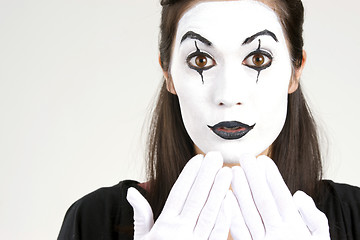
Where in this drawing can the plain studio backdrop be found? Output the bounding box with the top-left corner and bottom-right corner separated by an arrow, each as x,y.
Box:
0,0 -> 359,239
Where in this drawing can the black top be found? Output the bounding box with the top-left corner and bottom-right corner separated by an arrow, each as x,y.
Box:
58,180 -> 360,240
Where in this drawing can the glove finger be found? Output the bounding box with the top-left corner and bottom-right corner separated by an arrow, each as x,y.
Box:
232,166 -> 265,239
239,154 -> 282,228
260,155 -> 301,222
229,191 -> 252,240
163,154 -> 204,215
127,187 -> 154,239
195,167 -> 232,238
208,190 -> 233,240
181,151 -> 223,221
293,191 -> 330,238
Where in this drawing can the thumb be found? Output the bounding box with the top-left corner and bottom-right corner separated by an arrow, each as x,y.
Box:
127,187 -> 154,239
293,190 -> 330,238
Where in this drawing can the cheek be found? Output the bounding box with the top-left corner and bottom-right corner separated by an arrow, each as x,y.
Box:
173,76 -> 214,133
176,89 -> 212,144
251,75 -> 289,146
177,87 -> 211,120
255,67 -> 291,117
257,82 -> 289,108
172,76 -> 204,120
171,60 -> 211,109
173,75 -> 203,106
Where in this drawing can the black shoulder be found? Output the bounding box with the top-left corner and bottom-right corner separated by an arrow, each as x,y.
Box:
58,180 -> 145,240
317,180 -> 360,240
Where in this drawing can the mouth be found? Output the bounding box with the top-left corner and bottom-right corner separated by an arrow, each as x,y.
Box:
208,121 -> 255,140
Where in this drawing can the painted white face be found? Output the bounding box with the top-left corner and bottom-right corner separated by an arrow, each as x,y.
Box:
170,0 -> 293,163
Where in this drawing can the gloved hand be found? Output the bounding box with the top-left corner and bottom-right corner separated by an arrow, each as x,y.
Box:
230,154 -> 330,240
126,152 -> 233,240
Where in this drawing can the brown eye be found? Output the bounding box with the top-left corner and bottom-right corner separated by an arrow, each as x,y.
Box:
252,54 -> 265,66
243,50 -> 272,70
195,56 -> 207,68
187,52 -> 216,71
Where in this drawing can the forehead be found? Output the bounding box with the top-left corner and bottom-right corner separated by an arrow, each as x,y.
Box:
176,0 -> 285,46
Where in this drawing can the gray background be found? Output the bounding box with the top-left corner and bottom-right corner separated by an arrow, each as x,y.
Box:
0,0 -> 359,239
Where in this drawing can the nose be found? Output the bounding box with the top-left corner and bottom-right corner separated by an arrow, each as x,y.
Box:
214,61 -> 254,107
218,99 -> 241,106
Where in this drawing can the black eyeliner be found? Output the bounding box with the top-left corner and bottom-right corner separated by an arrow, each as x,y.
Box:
243,39 -> 273,82
186,41 -> 215,84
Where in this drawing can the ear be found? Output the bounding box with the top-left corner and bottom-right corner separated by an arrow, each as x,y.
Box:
288,50 -> 307,94
159,54 -> 177,95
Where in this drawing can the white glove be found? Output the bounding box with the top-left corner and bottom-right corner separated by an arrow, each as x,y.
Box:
126,152 -> 233,240
230,155 -> 330,240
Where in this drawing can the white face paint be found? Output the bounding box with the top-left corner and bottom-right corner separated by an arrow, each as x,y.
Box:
170,0 -> 293,163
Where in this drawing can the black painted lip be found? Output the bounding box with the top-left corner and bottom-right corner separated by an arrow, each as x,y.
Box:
208,121 -> 255,140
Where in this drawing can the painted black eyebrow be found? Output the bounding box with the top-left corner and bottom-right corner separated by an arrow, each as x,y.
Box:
242,29 -> 278,45
180,31 -> 212,46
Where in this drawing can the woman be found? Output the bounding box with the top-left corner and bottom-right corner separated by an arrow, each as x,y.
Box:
58,0 -> 360,239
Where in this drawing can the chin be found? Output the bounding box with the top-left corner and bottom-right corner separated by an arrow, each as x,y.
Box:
222,153 -> 243,164
220,149 -> 255,164
201,141 -> 270,164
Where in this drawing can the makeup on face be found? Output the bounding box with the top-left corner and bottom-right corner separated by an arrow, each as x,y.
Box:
170,0 -> 292,163
208,121 -> 256,140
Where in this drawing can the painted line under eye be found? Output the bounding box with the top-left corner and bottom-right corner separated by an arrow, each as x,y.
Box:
186,41 -> 216,84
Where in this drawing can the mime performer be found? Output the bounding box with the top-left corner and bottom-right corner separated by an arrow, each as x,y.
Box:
58,0 -> 360,239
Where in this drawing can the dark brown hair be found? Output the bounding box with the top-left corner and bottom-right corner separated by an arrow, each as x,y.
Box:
146,0 -> 322,219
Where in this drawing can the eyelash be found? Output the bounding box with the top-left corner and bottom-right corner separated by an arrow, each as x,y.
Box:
242,49 -> 273,71
186,50 -> 216,71
185,41 -> 273,75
